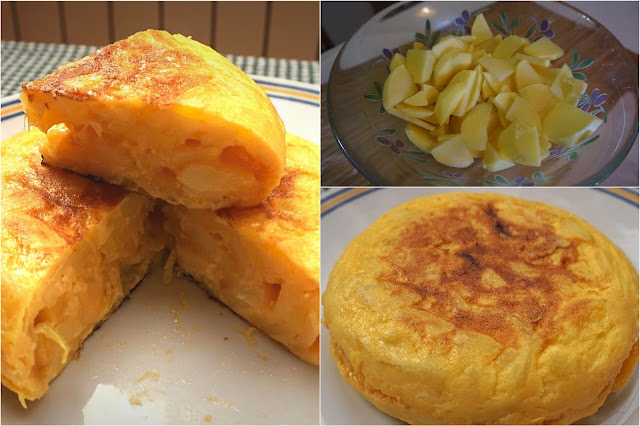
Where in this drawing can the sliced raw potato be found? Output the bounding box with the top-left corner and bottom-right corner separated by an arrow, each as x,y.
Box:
431,123 -> 450,137
395,103 -> 434,119
499,120 -> 541,166
406,49 -> 437,84
403,89 -> 429,106
519,83 -> 556,118
471,13 -> 493,44
539,137 -> 552,160
432,51 -> 473,86
549,64 -> 573,100
483,142 -> 515,172
432,36 -> 466,58
514,53 -> 550,68
492,92 -> 518,113
389,53 -> 406,71
437,134 -> 457,143
543,102 -> 603,147
431,134 -> 474,167
461,102 -> 494,150
506,96 -> 542,132
562,77 -> 588,106
471,49 -> 487,62
476,34 -> 502,54
515,60 -> 543,90
481,79 -> 495,99
387,107 -> 436,131
493,35 -> 528,60
524,37 -> 564,60
382,65 -> 418,110
459,67 -> 483,114
477,57 -> 515,81
413,42 -> 427,50
405,122 -> 439,153
497,108 -> 510,128
539,67 -> 561,85
451,70 -> 480,117
482,71 -> 501,92
434,72 -> 475,125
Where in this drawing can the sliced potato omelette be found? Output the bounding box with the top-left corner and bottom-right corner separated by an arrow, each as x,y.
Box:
323,192 -> 639,424
21,29 -> 285,209
164,134 -> 319,364
1,130 -> 164,406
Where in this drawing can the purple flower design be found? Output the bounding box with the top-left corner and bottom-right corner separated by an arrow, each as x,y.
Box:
453,10 -> 472,35
382,47 -> 401,60
376,137 -> 404,155
579,88 -> 608,112
513,177 -> 536,186
549,145 -> 564,157
443,171 -> 464,178
538,19 -> 555,38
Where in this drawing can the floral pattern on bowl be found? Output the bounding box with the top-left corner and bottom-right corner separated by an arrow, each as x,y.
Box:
362,8 -> 609,186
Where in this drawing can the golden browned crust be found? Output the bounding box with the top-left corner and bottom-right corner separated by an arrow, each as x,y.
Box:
323,192 -> 639,425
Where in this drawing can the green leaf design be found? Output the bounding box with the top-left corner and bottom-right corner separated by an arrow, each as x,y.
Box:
500,10 -> 509,30
379,128 -> 396,135
415,32 -> 427,43
426,20 -> 431,38
364,93 -> 381,100
573,57 -> 595,70
568,151 -> 578,161
422,176 -> 444,182
532,171 -> 544,180
570,51 -> 579,68
379,104 -> 386,114
572,71 -> 586,81
483,179 -> 499,186
430,31 -> 441,47
407,157 -> 428,164
374,81 -> 383,95
403,150 -> 427,156
494,175 -> 509,184
510,18 -> 520,30
492,22 -> 508,36
524,23 -> 536,39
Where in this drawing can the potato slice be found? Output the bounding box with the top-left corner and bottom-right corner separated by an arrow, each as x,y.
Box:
499,120 -> 541,166
433,51 -> 473,86
405,122 -> 438,153
492,92 -> 518,113
514,53 -> 550,68
481,79 -> 495,99
476,34 -> 502,54
493,35 -> 528,60
461,102 -> 494,151
387,107 -> 436,131
539,137 -> 552,160
431,134 -> 474,167
434,71 -> 475,124
549,64 -> 574,100
471,13 -> 493,45
506,96 -> 542,132
432,36 -> 466,58
483,142 -> 515,172
519,83 -> 556,118
382,65 -> 418,110
413,42 -> 427,50
406,49 -> 437,84
524,37 -> 564,60
458,66 -> 483,115
562,78 -> 588,106
395,103 -> 434,119
543,103 -> 603,148
515,60 -> 543,91
477,57 -> 515,82
389,53 -> 406,72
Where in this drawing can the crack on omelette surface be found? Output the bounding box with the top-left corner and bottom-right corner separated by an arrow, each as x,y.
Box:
22,30 -> 210,106
379,201 -> 585,349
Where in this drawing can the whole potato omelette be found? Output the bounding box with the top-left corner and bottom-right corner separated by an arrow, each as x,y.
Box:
323,192 -> 638,425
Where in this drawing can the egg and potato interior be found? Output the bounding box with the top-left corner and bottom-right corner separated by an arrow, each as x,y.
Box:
382,13 -> 603,170
1,130 -> 164,405
20,29 -> 286,210
1,129 -> 319,406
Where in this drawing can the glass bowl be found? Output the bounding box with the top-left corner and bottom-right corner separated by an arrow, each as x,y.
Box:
326,1 -> 639,186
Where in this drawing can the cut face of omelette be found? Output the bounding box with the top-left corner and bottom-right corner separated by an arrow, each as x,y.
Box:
164,134 -> 320,364
1,130 -> 164,405
20,29 -> 285,209
323,193 -> 639,425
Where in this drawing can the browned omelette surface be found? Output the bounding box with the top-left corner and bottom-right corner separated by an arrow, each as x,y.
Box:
323,192 -> 639,425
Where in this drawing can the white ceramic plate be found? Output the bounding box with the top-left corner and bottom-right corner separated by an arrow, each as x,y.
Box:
321,187 -> 639,425
1,76 -> 320,425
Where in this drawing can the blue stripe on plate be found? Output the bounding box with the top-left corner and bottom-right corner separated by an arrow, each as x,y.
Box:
594,188 -> 639,208
321,188 -> 355,203
267,94 -> 319,107
322,188 -> 638,218
1,111 -> 24,121
321,189 -> 382,217
254,78 -> 320,95
1,98 -> 21,108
